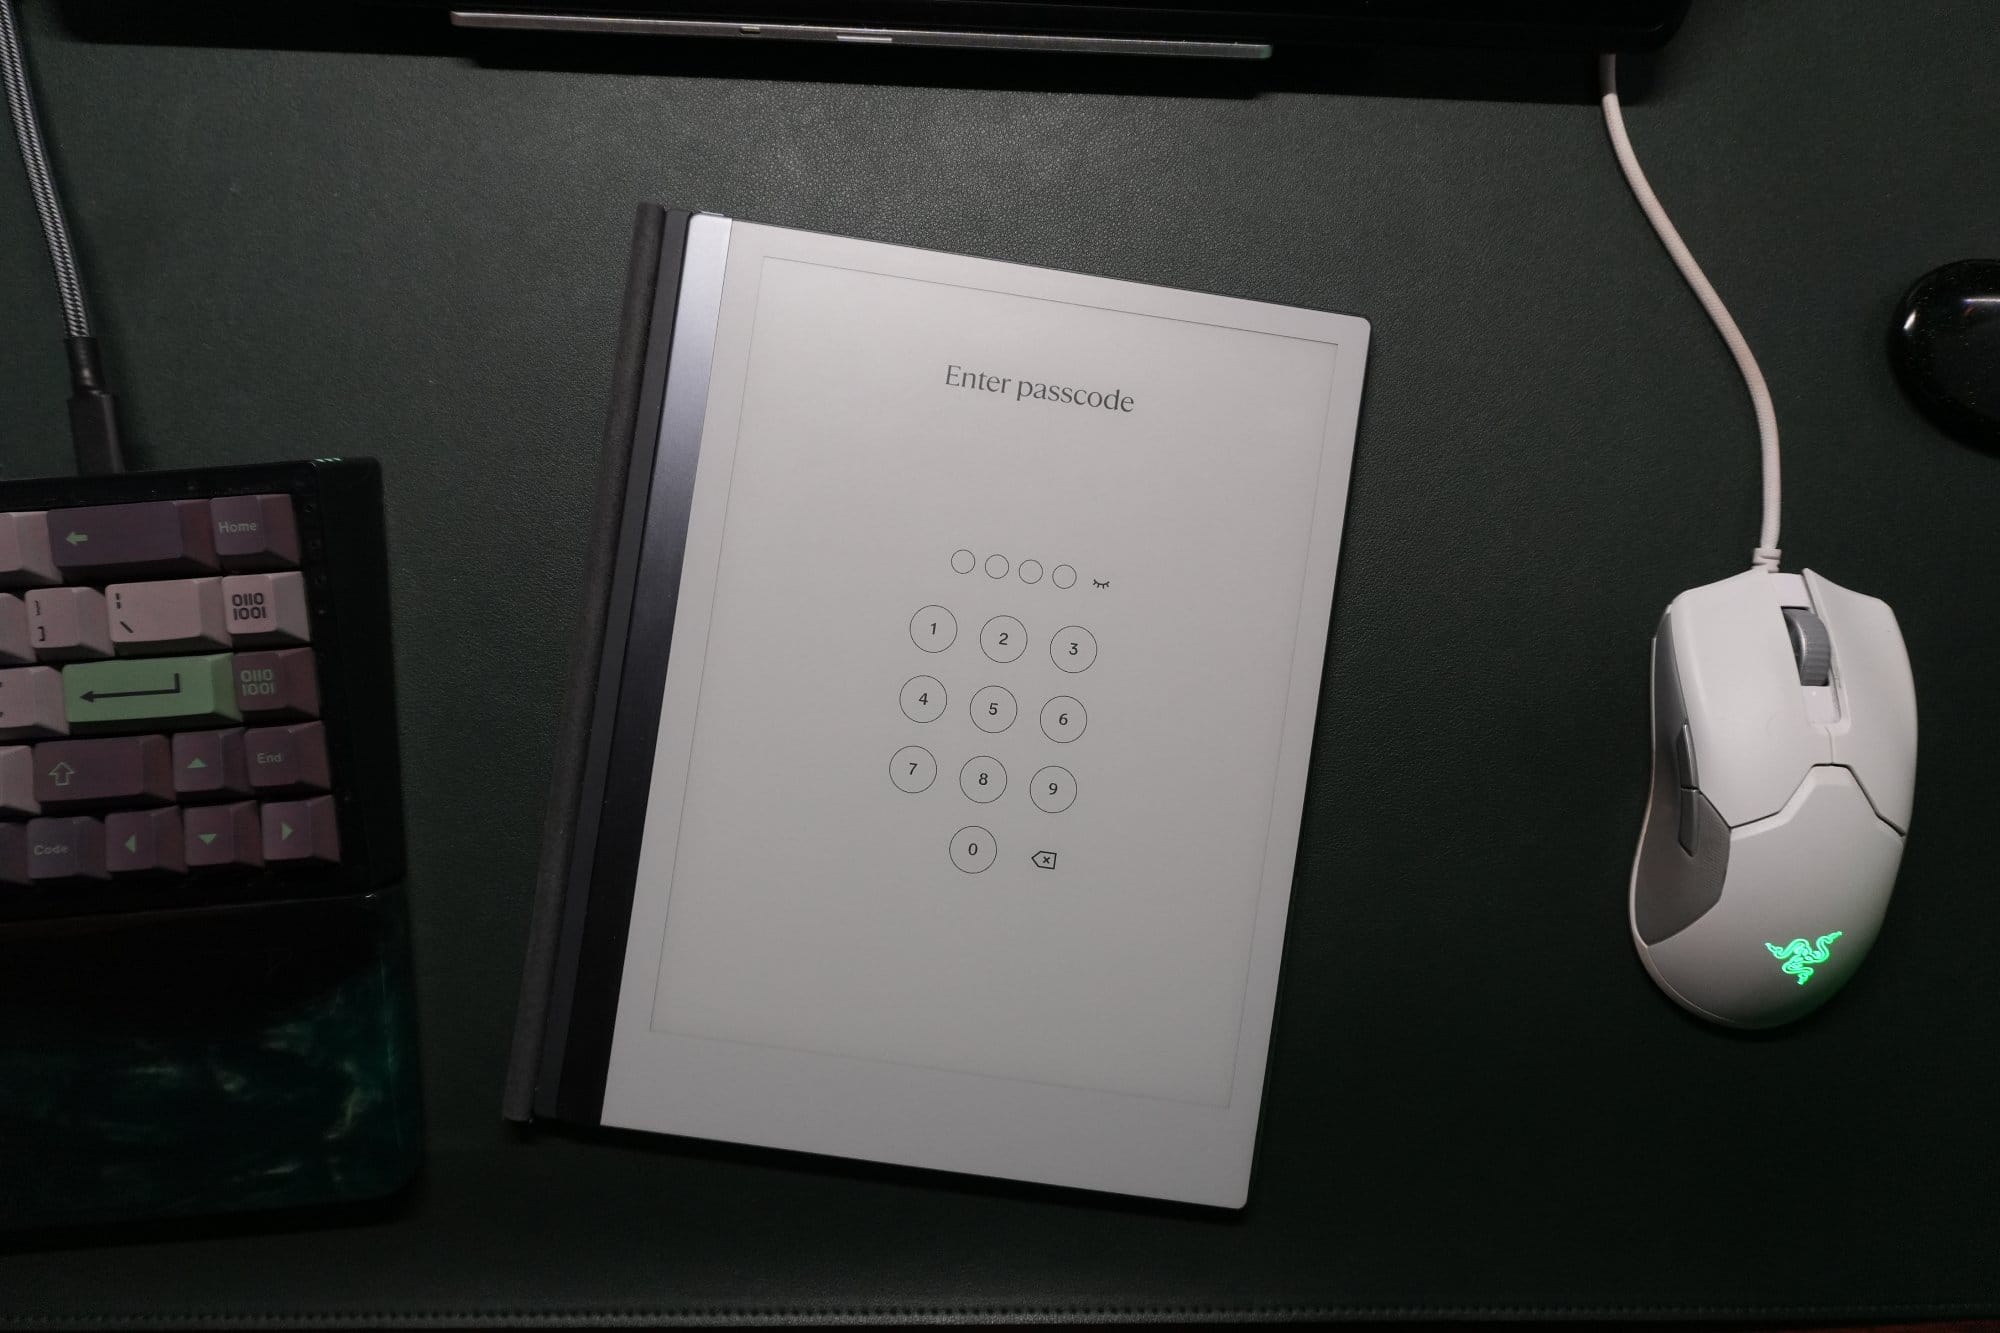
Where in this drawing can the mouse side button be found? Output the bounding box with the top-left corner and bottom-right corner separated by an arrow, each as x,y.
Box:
1635,784 -> 1730,944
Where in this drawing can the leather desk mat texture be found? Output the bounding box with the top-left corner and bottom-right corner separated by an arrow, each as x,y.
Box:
1,0 -> 1996,1323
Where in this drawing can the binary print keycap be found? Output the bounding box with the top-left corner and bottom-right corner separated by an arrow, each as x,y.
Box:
0,461 -> 404,914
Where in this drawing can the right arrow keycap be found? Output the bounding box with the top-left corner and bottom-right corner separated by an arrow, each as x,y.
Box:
262,796 -> 339,864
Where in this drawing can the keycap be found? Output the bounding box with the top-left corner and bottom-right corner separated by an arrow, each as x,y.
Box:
0,745 -> 39,815
26,815 -> 107,881
0,595 -> 30,665
26,587 -> 112,661
64,654 -> 240,732
184,801 -> 262,868
0,666 -> 68,740
106,578 -> 229,655
0,823 -> 27,884
105,807 -> 187,876
222,571 -> 310,645
0,512 -> 57,588
245,722 -> 331,793
210,494 -> 300,570
263,795 -> 339,864
32,736 -> 175,811
49,500 -> 219,580
233,648 -> 320,719
173,727 -> 250,798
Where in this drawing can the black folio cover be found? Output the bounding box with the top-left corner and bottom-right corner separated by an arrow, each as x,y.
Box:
505,204 -> 681,1124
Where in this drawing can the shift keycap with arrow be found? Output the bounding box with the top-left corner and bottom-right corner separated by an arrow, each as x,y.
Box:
32,736 -> 174,810
63,654 -> 239,731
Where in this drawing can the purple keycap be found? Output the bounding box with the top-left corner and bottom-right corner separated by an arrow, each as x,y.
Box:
0,510 -> 57,588
173,727 -> 250,798
0,745 -> 37,816
26,815 -> 107,881
0,594 -> 30,666
0,666 -> 68,741
32,735 -> 175,810
233,648 -> 319,719
184,801 -> 263,868
262,796 -> 339,864
244,722 -> 331,793
0,512 -> 57,589
211,494 -> 300,570
49,500 -> 218,580
0,823 -> 26,885
106,807 -> 187,875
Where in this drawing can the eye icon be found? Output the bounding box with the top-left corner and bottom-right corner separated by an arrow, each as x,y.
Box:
1091,579 -> 1109,589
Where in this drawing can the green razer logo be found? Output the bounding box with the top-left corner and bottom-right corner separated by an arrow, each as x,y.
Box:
1765,932 -> 1844,986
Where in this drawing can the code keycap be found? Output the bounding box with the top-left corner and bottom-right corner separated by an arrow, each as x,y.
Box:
26,815 -> 107,881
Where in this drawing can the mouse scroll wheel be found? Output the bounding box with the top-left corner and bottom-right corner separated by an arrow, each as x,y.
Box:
1784,608 -> 1833,686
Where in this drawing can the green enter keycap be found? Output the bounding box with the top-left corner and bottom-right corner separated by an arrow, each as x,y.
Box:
63,654 -> 241,732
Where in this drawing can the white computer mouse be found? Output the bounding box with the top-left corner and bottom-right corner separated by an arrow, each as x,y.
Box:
1630,568 -> 1917,1028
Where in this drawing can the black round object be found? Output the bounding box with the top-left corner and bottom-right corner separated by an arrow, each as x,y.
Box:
1890,258 -> 2000,449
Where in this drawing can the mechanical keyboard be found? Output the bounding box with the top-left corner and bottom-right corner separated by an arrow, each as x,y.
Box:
0,459 -> 404,920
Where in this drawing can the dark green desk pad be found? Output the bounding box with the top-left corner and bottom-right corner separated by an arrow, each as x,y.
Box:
3,0 -> 1997,1323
